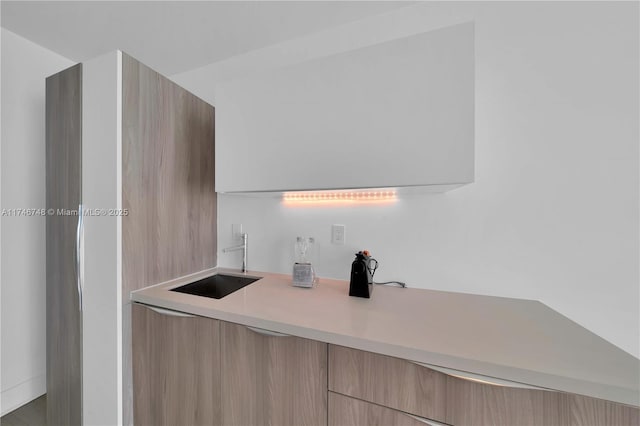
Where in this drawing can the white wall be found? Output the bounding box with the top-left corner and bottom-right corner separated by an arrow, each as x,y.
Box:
173,1 -> 640,358
0,28 -> 74,415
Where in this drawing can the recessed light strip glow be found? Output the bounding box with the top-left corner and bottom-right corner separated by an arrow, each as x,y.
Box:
282,189 -> 397,206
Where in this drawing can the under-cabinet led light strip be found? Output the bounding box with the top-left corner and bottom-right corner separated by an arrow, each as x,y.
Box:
282,189 -> 397,206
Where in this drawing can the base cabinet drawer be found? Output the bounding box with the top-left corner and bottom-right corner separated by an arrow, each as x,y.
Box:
329,344 -> 558,425
329,345 -> 447,422
560,394 -> 640,426
329,392 -> 447,426
132,304 -> 221,426
329,345 -> 639,426
445,373 -> 561,425
221,321 -> 327,426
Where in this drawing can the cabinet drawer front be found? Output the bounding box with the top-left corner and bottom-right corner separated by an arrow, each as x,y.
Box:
132,303 -> 221,426
560,393 -> 640,426
446,374 -> 561,426
329,392 -> 447,426
221,321 -> 327,426
329,345 -> 447,422
329,345 -> 562,426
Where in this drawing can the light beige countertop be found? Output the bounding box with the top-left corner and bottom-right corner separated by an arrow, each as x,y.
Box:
131,268 -> 639,407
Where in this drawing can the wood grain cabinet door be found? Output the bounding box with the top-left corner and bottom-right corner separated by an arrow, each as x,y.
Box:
329,345 -> 563,426
122,52 -> 216,299
444,373 -> 561,426
329,392 -> 447,426
132,303 -> 221,426
46,63 -> 83,426
220,321 -> 328,426
329,345 -> 640,426
329,345 -> 448,423
559,393 -> 640,426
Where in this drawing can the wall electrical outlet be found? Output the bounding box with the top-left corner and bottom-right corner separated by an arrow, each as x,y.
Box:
332,224 -> 346,245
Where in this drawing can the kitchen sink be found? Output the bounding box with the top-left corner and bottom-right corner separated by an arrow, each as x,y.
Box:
170,274 -> 261,299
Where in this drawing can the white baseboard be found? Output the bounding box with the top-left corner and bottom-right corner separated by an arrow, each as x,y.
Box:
0,374 -> 46,416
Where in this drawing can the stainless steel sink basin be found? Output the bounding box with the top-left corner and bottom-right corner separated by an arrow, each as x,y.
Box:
170,274 -> 261,299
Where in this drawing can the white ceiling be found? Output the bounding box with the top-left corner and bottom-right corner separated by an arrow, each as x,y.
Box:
1,1 -> 411,75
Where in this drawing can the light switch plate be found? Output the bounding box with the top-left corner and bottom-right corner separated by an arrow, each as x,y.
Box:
332,224 -> 345,245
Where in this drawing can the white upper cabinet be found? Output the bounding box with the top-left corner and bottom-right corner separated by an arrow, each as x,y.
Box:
216,23 -> 474,193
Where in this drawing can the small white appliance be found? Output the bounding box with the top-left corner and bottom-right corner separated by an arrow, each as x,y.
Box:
292,237 -> 316,288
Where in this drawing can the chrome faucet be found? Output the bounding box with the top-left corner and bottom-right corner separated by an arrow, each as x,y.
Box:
223,233 -> 248,273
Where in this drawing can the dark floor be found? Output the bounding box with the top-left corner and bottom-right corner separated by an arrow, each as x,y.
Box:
1,395 -> 46,426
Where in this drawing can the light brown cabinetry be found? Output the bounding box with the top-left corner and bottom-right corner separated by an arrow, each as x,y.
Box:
329,392 -> 446,426
122,53 -> 216,299
47,51 -> 216,425
121,52 -> 216,425
46,62 -> 83,426
131,307 -> 637,426
560,394 -> 640,426
329,344 -> 448,422
329,345 -> 639,426
445,370 -> 560,426
132,303 -> 222,426
220,321 -> 328,426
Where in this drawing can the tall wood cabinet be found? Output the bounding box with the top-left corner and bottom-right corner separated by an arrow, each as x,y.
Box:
46,51 -> 215,426
46,62 -> 83,426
